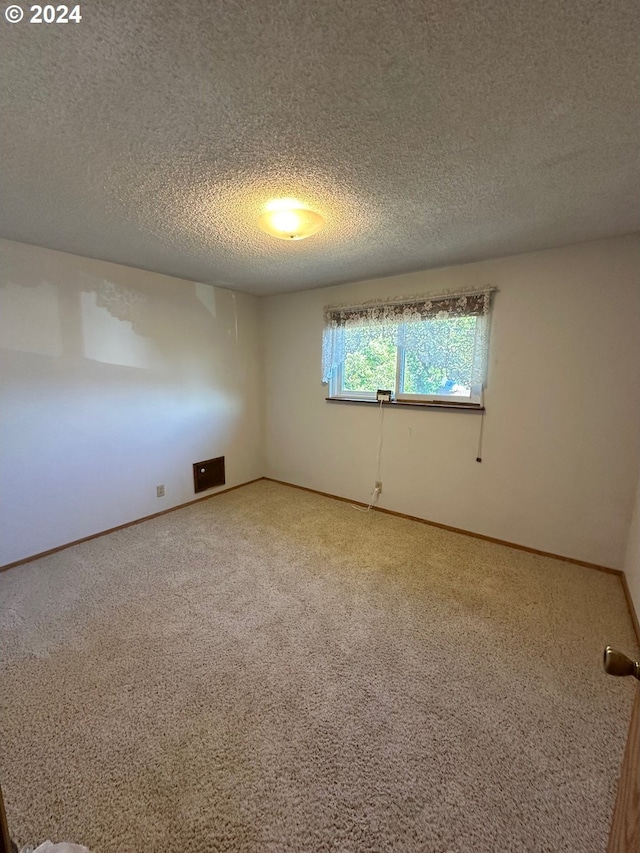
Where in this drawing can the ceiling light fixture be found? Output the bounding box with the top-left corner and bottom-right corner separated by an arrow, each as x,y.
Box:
258,200 -> 324,241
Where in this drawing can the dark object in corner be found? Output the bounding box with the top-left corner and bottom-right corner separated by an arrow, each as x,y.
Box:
0,782 -> 17,853
193,456 -> 225,493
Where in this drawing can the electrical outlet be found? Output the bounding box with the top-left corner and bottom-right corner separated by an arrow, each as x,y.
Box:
156,485 -> 165,498
375,481 -> 382,492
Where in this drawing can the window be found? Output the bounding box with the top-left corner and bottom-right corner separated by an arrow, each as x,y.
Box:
322,290 -> 493,405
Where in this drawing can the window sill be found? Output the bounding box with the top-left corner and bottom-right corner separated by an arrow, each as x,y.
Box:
326,397 -> 485,412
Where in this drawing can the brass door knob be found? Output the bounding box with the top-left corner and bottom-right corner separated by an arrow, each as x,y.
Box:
603,646 -> 640,680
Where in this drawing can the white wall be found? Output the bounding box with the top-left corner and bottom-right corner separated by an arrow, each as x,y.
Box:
0,239 -> 264,565
3,235 -> 638,573
263,234 -> 640,569
624,470 -> 640,627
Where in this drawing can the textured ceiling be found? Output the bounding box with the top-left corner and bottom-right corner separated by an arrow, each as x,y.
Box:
1,0 -> 638,295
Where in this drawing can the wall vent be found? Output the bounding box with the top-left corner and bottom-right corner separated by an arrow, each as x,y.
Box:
193,456 -> 225,493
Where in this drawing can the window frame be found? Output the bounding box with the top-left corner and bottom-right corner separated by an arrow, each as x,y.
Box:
328,321 -> 484,406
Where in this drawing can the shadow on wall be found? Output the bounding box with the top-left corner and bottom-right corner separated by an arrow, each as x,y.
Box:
0,241 -> 259,565
0,241 -> 244,383
0,241 -> 251,485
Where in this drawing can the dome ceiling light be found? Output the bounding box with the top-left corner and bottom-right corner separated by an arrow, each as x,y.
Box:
258,199 -> 325,241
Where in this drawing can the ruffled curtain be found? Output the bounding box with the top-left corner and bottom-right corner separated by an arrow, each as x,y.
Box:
321,289 -> 494,386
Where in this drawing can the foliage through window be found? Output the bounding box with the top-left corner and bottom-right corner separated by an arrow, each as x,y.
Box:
322,290 -> 493,404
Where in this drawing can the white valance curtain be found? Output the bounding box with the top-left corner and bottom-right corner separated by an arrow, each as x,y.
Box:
321,288 -> 494,385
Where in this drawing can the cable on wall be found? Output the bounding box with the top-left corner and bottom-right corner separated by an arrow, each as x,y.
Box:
476,409 -> 485,462
352,400 -> 385,513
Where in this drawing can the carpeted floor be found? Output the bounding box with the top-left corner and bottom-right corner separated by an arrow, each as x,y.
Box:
0,480 -> 637,853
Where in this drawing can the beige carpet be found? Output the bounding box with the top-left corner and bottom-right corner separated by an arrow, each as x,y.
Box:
0,480 -> 637,853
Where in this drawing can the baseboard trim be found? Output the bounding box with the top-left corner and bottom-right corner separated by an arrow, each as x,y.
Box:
620,573 -> 640,649
262,477 -> 622,575
0,478 -> 263,572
